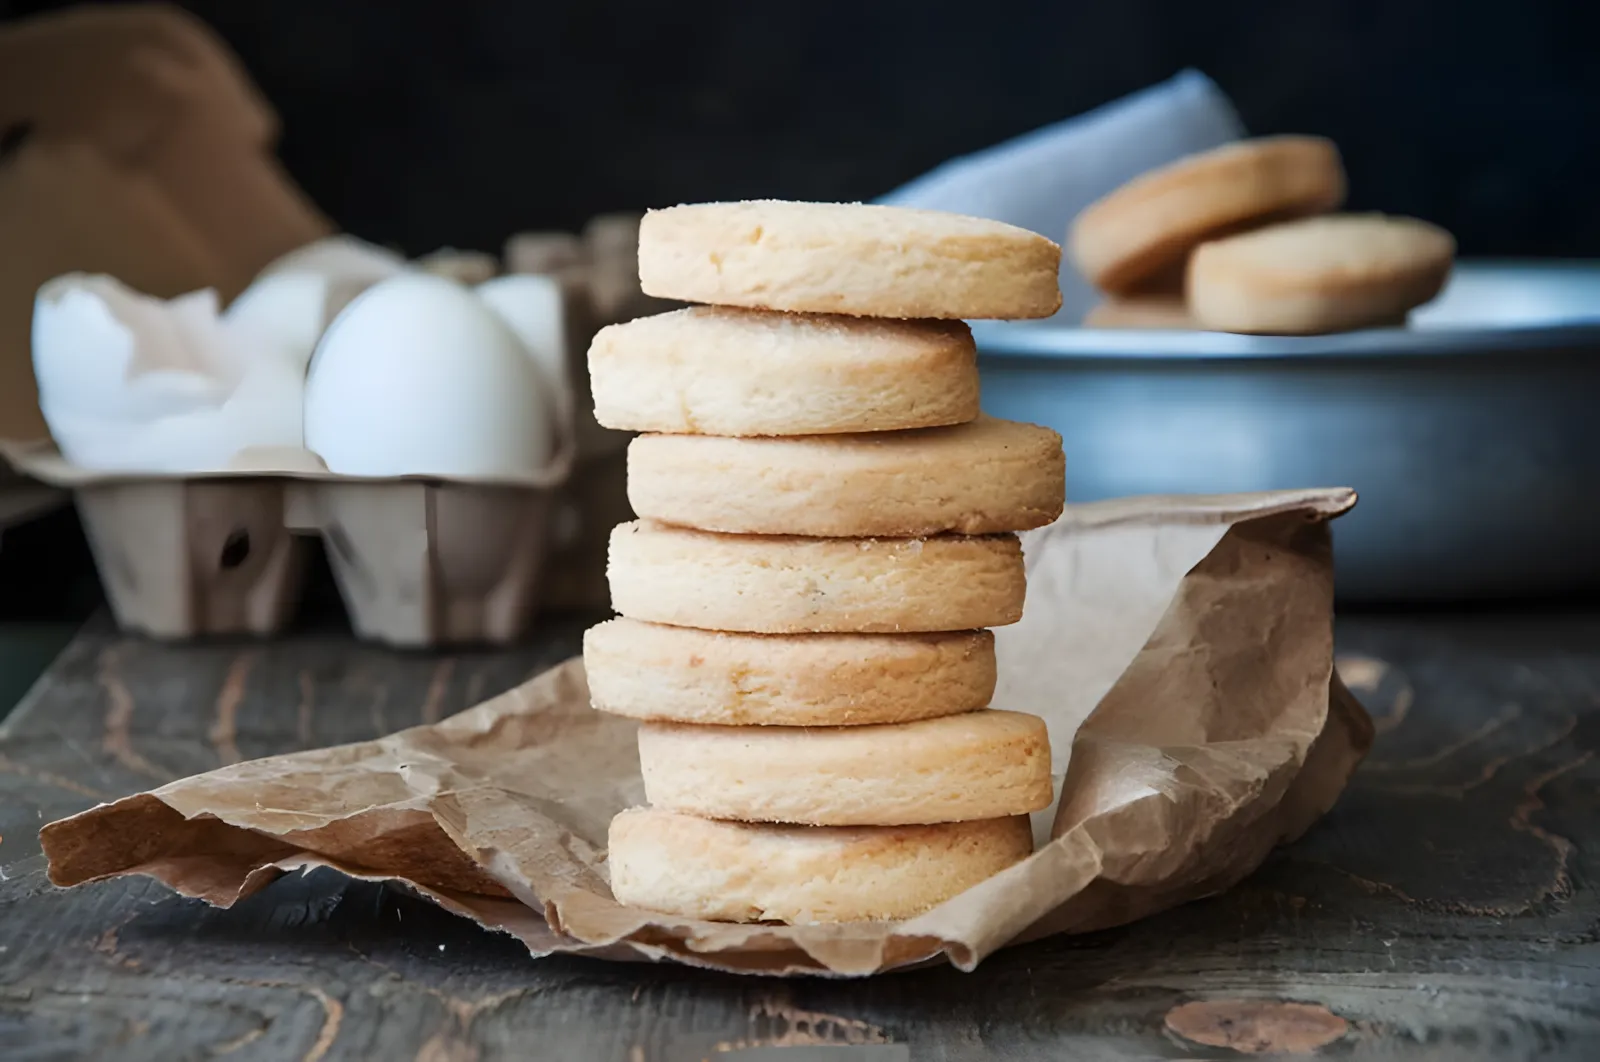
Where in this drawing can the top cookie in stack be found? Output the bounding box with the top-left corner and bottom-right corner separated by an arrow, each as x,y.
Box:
583,201 -> 1067,925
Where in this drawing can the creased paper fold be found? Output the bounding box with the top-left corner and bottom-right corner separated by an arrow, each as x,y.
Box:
41,488 -> 1370,976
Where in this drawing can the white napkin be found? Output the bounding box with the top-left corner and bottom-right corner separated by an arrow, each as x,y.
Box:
877,70 -> 1245,323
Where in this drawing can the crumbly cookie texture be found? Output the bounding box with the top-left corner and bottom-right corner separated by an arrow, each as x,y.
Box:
638,200 -> 1062,320
637,709 -> 1052,826
584,618 -> 996,726
1187,213 -> 1455,334
588,306 -> 979,436
606,520 -> 1026,634
607,808 -> 1035,923
626,416 -> 1064,537
1070,136 -> 1347,294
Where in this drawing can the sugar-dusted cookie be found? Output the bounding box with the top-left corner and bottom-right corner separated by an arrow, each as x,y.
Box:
626,416 -> 1064,537
607,521 -> 1025,634
638,201 -> 1062,319
637,709 -> 1051,826
588,306 -> 979,435
1187,213 -> 1455,334
584,618 -> 995,726
607,808 -> 1033,923
1070,136 -> 1346,294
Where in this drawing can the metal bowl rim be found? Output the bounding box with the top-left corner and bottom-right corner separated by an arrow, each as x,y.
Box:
978,258 -> 1600,362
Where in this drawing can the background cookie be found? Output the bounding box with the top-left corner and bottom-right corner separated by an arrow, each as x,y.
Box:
626,416 -> 1064,536
1187,213 -> 1455,334
638,710 -> 1052,825
1070,136 -> 1346,294
607,808 -> 1034,923
588,306 -> 979,435
607,521 -> 1026,633
1082,295 -> 1197,330
584,619 -> 996,726
638,200 -> 1062,319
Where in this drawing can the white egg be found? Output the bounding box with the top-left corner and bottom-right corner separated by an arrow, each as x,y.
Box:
228,235 -> 411,368
223,271 -> 341,369
304,273 -> 554,478
262,235 -> 408,286
474,274 -> 569,394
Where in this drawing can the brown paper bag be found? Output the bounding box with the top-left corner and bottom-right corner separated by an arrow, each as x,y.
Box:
40,488 -> 1370,976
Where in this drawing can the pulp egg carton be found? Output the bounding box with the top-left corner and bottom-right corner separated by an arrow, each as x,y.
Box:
0,223 -> 650,646
0,449 -> 567,646
0,466 -> 66,554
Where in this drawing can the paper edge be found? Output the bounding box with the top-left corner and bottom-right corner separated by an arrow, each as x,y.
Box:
34,490 -> 1364,977
1057,488 -> 1357,529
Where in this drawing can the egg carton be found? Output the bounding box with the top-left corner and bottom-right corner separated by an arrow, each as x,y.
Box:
0,450 -> 562,647
4,255 -> 588,646
1,213 -> 644,642
0,470 -> 67,552
0,11 -> 642,636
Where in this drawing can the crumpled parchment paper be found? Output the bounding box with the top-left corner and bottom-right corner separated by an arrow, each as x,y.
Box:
41,487 -> 1370,976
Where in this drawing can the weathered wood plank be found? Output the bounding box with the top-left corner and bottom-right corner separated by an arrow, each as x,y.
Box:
1,613 -> 1597,1060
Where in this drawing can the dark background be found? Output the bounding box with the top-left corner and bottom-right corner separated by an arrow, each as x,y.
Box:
7,0 -> 1600,258
3,0 -> 1598,624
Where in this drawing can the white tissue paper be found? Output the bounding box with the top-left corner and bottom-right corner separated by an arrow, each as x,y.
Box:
33,275 -> 308,473
876,69 -> 1244,323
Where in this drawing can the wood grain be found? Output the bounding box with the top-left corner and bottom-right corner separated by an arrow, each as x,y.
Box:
1,612 -> 1598,1060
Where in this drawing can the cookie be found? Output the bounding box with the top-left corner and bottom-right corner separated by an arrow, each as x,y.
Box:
1187,214 -> 1455,334
588,306 -> 979,436
1082,295 -> 1197,330
637,201 -> 1062,319
608,521 -> 1025,633
626,416 -> 1064,537
607,808 -> 1033,923
584,618 -> 995,726
637,709 -> 1052,826
1070,136 -> 1346,294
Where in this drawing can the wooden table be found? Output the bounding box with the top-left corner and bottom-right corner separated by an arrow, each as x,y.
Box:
1,612 -> 1597,1061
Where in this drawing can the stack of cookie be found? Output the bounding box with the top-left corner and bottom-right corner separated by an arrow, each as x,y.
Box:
582,200 -> 1067,925
1071,135 -> 1455,335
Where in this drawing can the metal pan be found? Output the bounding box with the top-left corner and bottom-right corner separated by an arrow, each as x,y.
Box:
974,261 -> 1600,602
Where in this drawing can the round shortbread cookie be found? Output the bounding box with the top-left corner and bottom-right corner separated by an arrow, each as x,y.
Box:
637,201 -> 1063,320
607,808 -> 1033,923
637,710 -> 1052,826
626,416 -> 1065,537
607,520 -> 1025,633
584,618 -> 995,726
1070,136 -> 1346,295
1082,295 -> 1197,330
1187,214 -> 1455,335
587,306 -> 979,436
